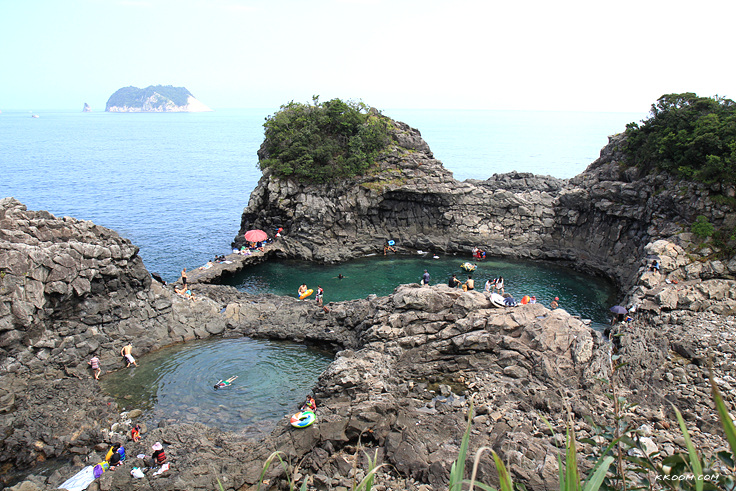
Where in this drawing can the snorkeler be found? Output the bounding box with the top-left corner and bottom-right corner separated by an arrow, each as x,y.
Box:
214,376 -> 238,389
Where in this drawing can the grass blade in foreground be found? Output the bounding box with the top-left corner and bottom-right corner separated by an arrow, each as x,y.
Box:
673,406 -> 704,491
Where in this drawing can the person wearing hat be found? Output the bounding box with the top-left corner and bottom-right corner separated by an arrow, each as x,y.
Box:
151,442 -> 166,466
550,297 -> 559,309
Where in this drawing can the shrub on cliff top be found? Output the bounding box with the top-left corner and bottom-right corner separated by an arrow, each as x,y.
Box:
623,93 -> 736,184
258,97 -> 391,183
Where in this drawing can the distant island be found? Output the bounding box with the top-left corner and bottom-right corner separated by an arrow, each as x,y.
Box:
105,85 -> 212,112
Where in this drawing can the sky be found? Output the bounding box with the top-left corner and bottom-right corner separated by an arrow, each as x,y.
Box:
1,0 -> 735,113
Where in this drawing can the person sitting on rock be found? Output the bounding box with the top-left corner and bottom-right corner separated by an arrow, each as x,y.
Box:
131,424 -> 141,442
106,443 -> 124,470
300,394 -> 316,412
464,276 -> 475,291
448,274 -> 461,288
150,442 -> 166,466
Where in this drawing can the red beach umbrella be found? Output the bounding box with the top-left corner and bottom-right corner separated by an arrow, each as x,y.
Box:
244,229 -> 268,242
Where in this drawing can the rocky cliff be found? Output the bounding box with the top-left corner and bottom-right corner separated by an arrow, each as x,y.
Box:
105,85 -> 212,113
3,194 -> 736,490
4,115 -> 736,489
236,126 -> 736,292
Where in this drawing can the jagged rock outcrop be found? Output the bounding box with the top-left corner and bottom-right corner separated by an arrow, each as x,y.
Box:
0,198 -> 228,480
236,129 -> 736,291
82,103 -> 91,112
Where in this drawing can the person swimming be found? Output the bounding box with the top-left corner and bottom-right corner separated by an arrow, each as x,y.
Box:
214,376 -> 238,389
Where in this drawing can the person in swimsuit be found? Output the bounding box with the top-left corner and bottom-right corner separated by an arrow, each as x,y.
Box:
181,268 -> 187,288
464,276 -> 475,290
297,284 -> 308,299
120,343 -> 138,367
214,376 -> 238,389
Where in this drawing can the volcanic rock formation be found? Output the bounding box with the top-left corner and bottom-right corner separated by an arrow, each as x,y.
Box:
3,116 -> 736,489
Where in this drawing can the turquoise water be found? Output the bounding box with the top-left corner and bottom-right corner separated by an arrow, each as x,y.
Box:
0,108 -> 644,281
222,254 -> 618,328
100,337 -> 333,434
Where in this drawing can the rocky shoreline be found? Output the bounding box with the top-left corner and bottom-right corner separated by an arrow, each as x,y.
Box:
2,118 -> 736,490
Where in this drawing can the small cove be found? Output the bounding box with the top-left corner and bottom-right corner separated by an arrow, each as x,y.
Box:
101,338 -> 334,435
102,255 -> 617,434
222,254 -> 619,329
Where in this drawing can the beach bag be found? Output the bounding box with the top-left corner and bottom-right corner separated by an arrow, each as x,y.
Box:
131,467 -> 145,479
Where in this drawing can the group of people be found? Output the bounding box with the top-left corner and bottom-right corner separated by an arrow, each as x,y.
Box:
175,268 -> 196,300
297,284 -> 324,306
448,274 -> 475,291
472,246 -> 487,260
88,342 -> 139,380
484,277 -> 504,294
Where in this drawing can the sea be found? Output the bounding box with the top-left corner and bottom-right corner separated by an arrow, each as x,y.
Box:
0,107 -> 646,283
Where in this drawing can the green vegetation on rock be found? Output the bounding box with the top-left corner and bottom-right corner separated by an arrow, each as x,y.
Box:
258,97 -> 391,183
105,85 -> 193,110
624,93 -> 736,184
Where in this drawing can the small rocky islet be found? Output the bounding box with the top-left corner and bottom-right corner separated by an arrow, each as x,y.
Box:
1,109 -> 735,490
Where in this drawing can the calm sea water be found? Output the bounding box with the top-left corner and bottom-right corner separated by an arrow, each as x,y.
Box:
0,108 -> 644,282
223,255 -> 617,328
101,337 -> 333,433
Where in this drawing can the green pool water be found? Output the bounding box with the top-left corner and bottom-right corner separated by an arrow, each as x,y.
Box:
223,254 -> 619,329
101,338 -> 333,434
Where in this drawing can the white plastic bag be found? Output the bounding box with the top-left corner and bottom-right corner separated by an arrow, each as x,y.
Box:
131,467 -> 145,479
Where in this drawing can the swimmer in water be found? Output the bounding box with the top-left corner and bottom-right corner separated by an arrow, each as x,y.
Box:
214,376 -> 238,389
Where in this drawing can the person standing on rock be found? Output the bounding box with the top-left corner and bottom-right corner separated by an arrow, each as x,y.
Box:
494,276 -> 504,294
181,268 -> 188,289
315,285 -> 324,306
120,343 -> 138,368
422,270 -> 430,286
88,355 -> 101,380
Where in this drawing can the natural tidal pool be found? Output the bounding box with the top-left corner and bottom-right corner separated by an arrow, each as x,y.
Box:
223,255 -> 619,329
101,338 -> 334,434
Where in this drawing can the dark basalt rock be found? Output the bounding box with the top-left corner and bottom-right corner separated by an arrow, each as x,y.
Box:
235,127 -> 736,291
3,121 -> 736,490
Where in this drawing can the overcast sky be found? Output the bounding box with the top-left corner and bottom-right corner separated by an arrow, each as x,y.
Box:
2,0 -> 734,112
